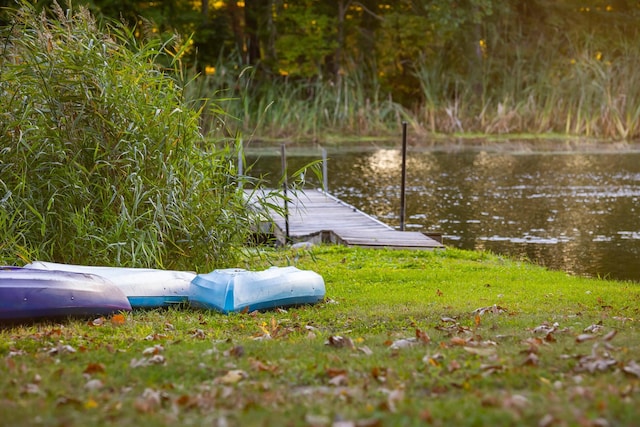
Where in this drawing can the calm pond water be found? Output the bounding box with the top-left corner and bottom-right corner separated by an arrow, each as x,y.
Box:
246,142 -> 640,283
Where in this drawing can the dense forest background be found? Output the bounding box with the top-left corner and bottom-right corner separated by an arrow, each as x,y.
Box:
3,1 -> 640,140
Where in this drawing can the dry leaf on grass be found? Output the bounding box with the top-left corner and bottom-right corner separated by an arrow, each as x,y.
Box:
325,335 -> 355,349
576,334 -> 597,343
622,360 -> 640,378
472,304 -> 507,315
110,313 -> 126,325
216,369 -> 248,384
464,346 -> 497,357
142,344 -> 164,356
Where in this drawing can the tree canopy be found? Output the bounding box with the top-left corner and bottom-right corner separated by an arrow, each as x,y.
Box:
3,1 -> 640,138
3,1 -> 638,92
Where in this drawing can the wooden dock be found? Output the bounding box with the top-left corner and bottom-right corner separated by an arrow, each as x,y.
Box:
248,189 -> 444,250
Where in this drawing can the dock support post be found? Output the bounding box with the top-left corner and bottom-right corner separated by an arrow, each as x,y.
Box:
237,138 -> 243,189
400,121 -> 408,231
322,147 -> 328,193
281,144 -> 290,242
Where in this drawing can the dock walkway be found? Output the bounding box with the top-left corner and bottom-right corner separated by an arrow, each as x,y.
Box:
248,189 -> 444,250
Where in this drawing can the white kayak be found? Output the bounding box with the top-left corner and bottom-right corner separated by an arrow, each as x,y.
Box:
24,261 -> 194,308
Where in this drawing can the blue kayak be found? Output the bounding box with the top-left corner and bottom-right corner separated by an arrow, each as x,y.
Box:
0,267 -> 131,321
24,261 -> 194,308
189,266 -> 325,313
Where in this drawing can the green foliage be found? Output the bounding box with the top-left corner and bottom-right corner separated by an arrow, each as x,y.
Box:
273,0 -> 338,78
0,2 -> 256,269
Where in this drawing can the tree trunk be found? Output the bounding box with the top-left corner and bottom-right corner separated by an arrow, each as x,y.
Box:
244,0 -> 263,65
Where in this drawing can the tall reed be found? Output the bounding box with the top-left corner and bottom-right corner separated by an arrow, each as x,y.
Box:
188,23 -> 640,142
0,2 -> 264,270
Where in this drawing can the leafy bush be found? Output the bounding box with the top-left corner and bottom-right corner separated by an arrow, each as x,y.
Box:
0,1 -> 257,270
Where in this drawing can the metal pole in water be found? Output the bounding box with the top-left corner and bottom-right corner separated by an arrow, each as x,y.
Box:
237,138 -> 243,189
400,121 -> 408,231
322,147 -> 328,193
281,144 -> 290,242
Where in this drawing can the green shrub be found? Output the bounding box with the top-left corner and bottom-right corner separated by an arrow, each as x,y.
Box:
0,1 -> 257,270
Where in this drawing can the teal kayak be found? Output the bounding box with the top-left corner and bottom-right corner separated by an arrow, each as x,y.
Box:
189,266 -> 325,313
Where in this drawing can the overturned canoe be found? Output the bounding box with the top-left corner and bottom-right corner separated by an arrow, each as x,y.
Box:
25,261 -> 194,308
190,266 -> 325,313
0,267 -> 131,321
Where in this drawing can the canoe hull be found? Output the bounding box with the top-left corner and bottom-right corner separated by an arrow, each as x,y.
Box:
0,267 -> 131,321
25,261 -> 194,308
189,266 -> 325,314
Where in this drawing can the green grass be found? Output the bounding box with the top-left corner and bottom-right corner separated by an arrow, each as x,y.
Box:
2,245 -> 639,426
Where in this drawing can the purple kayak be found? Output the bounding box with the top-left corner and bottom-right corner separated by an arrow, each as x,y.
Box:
0,267 -> 132,321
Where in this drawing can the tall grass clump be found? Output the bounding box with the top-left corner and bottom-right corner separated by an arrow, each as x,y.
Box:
0,1 -> 258,270
192,59 -> 407,142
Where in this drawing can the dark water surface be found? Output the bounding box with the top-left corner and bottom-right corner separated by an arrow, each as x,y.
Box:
246,143 -> 640,283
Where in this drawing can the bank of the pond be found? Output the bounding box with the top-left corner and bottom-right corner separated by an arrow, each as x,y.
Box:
1,245 -> 638,427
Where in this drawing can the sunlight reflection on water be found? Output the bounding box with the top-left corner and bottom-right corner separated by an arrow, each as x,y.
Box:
247,144 -> 640,282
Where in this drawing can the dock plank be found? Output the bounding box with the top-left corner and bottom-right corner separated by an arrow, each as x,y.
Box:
248,189 -> 444,250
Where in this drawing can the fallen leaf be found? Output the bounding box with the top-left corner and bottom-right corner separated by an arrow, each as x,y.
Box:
83,363 -> 105,375
448,360 -> 461,372
48,344 -> 76,355
574,344 -> 617,373
130,354 -> 166,368
389,338 -> 416,350
250,358 -> 278,373
502,393 -> 529,412
480,364 -> 505,376
216,369 -> 247,384
472,304 -> 507,315
91,317 -> 105,326
450,336 -> 469,346
464,346 -> 497,357
523,352 -> 539,366
358,345 -> 373,356
84,379 -> 103,391
326,367 -> 348,378
134,388 -> 163,413
371,366 -> 388,383
415,328 -> 431,344
576,334 -> 596,343
532,322 -> 559,334
191,329 -> 206,339
111,313 -> 126,325
385,388 -> 405,413
423,353 -> 444,367
147,355 -> 166,365
622,360 -> 640,378
142,344 -> 164,356
144,333 -> 167,341
328,374 -> 348,386
325,335 -> 355,349
84,398 -> 99,409
583,323 -> 604,333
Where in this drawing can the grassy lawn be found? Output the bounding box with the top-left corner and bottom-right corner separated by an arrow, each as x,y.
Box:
1,245 -> 639,426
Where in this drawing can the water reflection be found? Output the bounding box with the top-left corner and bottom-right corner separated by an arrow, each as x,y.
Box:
246,147 -> 640,283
